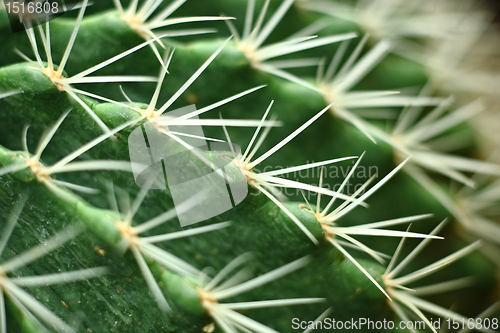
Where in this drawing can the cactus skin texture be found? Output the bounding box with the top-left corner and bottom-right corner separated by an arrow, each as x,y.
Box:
0,0 -> 500,332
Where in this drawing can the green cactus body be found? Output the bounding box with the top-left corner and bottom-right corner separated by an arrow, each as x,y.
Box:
0,0 -> 499,332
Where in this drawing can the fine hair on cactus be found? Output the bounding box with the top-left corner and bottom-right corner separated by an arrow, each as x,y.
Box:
0,0 -> 500,332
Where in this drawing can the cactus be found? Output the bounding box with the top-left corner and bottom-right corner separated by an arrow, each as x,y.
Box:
0,0 -> 499,332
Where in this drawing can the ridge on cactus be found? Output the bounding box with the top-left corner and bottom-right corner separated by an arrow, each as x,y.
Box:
367,99 -> 500,187
21,0 -> 159,134
113,0 -> 233,65
225,0 -> 357,92
167,254 -> 323,333
315,35 -> 442,142
118,42 -> 278,141
0,111 -> 139,197
298,154 -> 443,299
225,101 -> 368,244
105,181 -> 231,312
444,176 -> 500,246
0,199 -> 107,333
383,221 -> 483,333
404,165 -> 500,256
